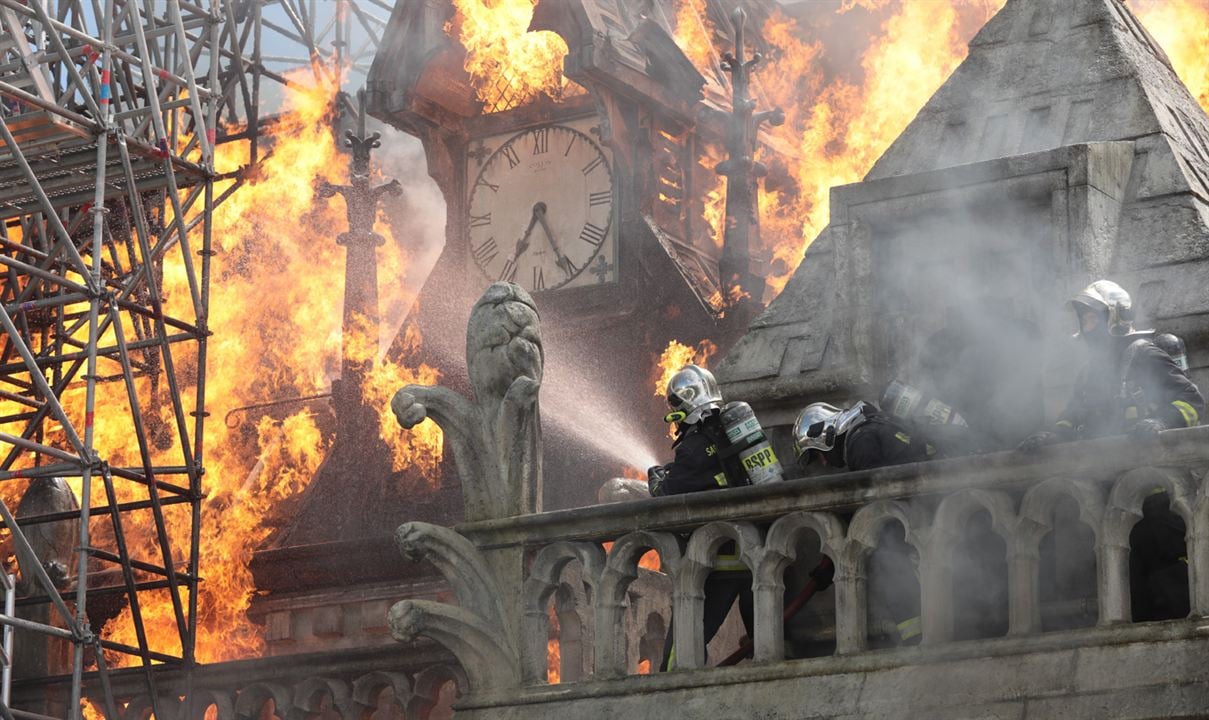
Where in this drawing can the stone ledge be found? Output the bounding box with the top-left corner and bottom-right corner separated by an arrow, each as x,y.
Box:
455,619 -> 1209,717
457,426 -> 1209,548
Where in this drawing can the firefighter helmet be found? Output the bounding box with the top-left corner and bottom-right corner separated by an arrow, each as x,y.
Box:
665,364 -> 723,425
1155,333 -> 1189,372
792,402 -> 842,460
1070,280 -> 1134,337
793,401 -> 874,464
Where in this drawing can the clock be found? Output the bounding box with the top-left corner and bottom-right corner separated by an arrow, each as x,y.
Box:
466,122 -> 615,292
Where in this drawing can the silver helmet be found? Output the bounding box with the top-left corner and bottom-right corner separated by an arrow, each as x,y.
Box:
793,402 -> 841,459
793,401 -> 872,463
1070,280 -> 1134,337
665,364 -> 723,425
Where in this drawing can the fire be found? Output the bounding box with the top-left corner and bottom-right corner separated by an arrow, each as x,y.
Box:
654,339 -> 718,399
547,604 -> 560,684
637,659 -> 652,674
448,0 -> 574,112
673,0 -> 717,75
1132,0 -> 1209,108
77,65 -> 444,665
602,541 -> 662,572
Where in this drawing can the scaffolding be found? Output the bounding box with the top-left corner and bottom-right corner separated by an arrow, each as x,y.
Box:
0,1 -> 393,718
0,0 -> 216,718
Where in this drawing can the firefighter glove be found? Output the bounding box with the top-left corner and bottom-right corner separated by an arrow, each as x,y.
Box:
647,465 -> 669,497
1129,418 -> 1165,445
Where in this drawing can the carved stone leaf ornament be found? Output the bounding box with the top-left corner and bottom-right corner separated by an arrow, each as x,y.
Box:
387,282 -> 543,692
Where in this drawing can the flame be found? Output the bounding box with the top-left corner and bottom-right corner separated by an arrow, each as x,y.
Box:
602,541 -> 661,572
67,65 -> 445,665
673,0 -> 717,74
1132,0 -> 1209,108
637,659 -> 652,674
448,0 -> 574,112
654,340 -> 718,399
547,604 -> 560,684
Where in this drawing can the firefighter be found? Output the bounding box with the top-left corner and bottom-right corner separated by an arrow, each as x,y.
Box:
791,401 -> 924,644
647,364 -> 752,669
792,400 -> 932,472
1018,280 -> 1203,622
1018,280 -> 1203,451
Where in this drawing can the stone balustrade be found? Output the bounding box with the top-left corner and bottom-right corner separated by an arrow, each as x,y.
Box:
454,426 -> 1209,690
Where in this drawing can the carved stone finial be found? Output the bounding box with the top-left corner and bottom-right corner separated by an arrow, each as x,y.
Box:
388,522 -> 520,690
391,281 -> 543,520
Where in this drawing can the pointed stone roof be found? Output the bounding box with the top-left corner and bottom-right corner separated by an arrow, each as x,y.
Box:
716,0 -> 1209,414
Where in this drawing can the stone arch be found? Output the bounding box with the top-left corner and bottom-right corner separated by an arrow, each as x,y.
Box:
924,489 -> 1016,644
408,665 -> 466,720
756,512 -> 845,660
180,690 -> 236,720
1017,478 -> 1104,633
636,611 -> 666,673
520,541 -> 604,684
593,531 -> 682,678
549,579 -> 592,683
848,500 -> 924,653
1104,467 -> 1196,624
351,672 -> 412,720
671,521 -> 763,670
234,683 -> 291,720
291,677 -> 349,720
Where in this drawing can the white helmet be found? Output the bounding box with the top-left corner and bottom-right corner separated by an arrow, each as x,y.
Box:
665,364 -> 723,425
1070,280 -> 1134,337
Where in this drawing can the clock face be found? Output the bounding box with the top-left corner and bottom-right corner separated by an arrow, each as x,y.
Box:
467,124 -> 614,292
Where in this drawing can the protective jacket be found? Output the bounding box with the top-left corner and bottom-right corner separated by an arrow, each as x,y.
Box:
1055,335 -> 1203,439
821,409 -> 932,472
649,415 -> 738,497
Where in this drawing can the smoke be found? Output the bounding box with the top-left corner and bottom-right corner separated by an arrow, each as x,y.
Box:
364,118 -> 449,356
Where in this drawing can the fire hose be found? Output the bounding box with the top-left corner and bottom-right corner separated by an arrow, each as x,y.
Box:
716,556 -> 834,667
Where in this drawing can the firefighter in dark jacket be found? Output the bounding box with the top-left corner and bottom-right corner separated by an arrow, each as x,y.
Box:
647,364 -> 751,669
791,400 -> 927,644
1018,280 -> 1203,450
792,401 -> 932,472
1019,279 -> 1203,621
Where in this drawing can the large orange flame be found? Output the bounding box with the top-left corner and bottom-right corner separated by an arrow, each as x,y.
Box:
70,66 -> 445,665
448,0 -> 574,112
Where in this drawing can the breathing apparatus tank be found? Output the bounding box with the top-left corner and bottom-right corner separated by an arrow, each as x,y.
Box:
880,380 -> 969,430
720,401 -> 783,486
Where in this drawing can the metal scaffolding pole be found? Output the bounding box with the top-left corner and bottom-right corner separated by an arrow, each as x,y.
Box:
0,0 -> 387,716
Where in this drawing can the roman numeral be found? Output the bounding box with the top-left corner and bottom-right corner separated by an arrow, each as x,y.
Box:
472,237 -> 498,266
531,128 -> 549,155
475,176 -> 500,194
582,155 -> 604,175
589,190 -> 611,207
500,258 -> 518,283
579,223 -> 606,246
502,145 -> 521,169
469,212 -> 491,228
532,267 -> 546,291
564,134 -> 577,156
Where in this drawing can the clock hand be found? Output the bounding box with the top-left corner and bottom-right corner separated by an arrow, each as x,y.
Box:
534,203 -> 576,276
512,205 -> 542,261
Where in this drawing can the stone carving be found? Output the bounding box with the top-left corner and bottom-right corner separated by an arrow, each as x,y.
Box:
391,282 -> 543,520
389,522 -> 520,690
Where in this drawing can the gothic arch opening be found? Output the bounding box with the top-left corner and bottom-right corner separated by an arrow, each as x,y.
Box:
1039,494 -> 1097,631
782,529 -> 836,659
865,519 -> 921,648
1129,491 -> 1189,622
951,509 -> 1009,640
